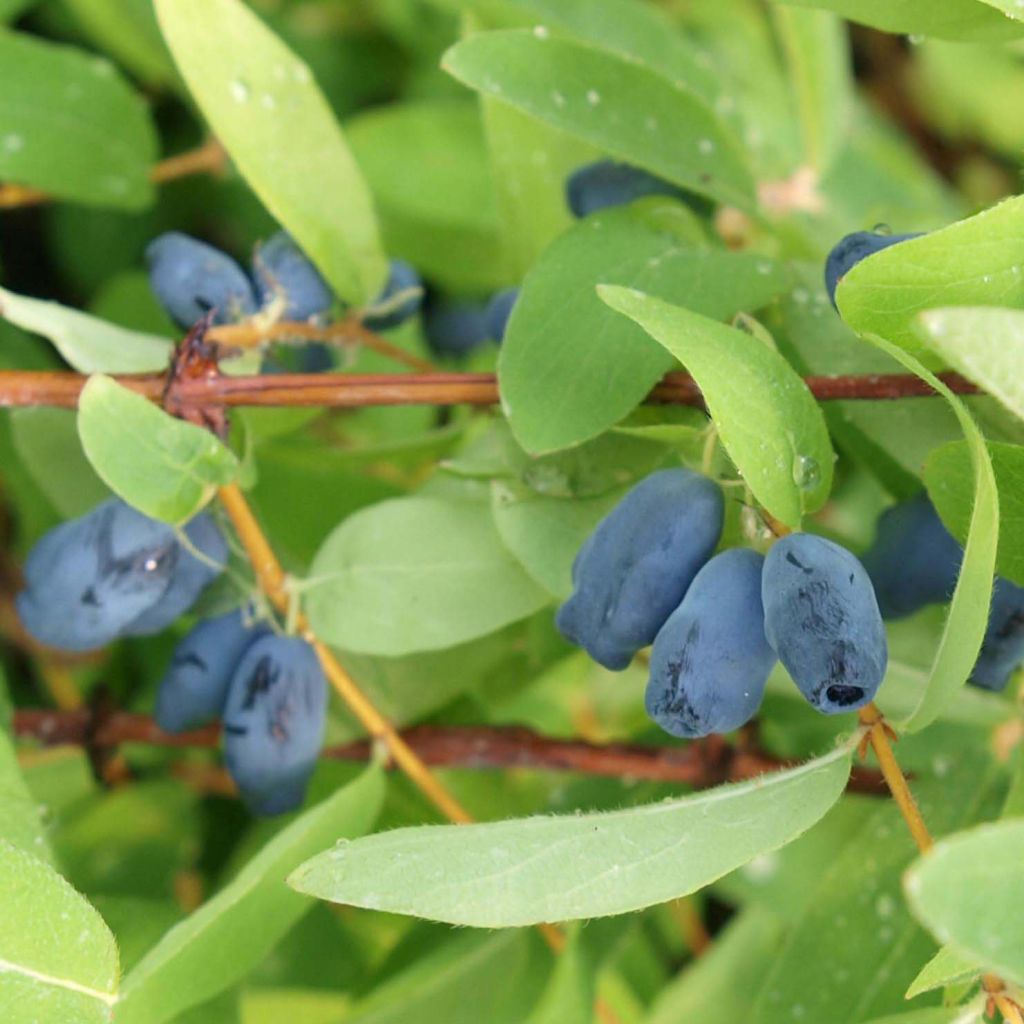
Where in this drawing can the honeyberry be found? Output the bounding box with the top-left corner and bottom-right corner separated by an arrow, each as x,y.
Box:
423,300 -> 490,358
762,533 -> 887,713
556,468 -> 724,670
485,287 -> 519,343
824,230 -> 922,309
155,608 -> 270,733
253,231 -> 333,322
363,259 -> 423,331
223,634 -> 327,815
146,232 -> 257,329
123,512 -> 228,636
860,493 -> 962,619
646,549 -> 775,738
566,160 -> 690,218
971,579 -> 1024,692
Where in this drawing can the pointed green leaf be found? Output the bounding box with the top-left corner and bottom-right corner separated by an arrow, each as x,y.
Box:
599,285 -> 834,527
905,819 -> 1024,987
0,839 -> 119,1024
77,375 -> 239,524
115,766 -> 385,1024
905,945 -> 981,999
443,30 -> 754,210
0,286 -> 171,374
289,745 -> 851,927
155,0 -> 386,303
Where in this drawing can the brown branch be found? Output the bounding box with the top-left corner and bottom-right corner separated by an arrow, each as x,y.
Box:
0,139 -> 228,210
0,369 -> 980,412
11,710 -> 887,794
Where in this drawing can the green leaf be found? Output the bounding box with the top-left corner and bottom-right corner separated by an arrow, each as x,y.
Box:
289,744 -> 851,927
854,336 -> 999,731
443,30 -> 754,211
525,926 -> 592,1024
646,909 -> 785,1024
115,766 -> 385,1024
905,819 -> 1024,987
925,440 -> 1024,586
499,203 -> 789,453
772,7 -> 852,174
347,100 -> 510,293
0,30 -> 156,209
155,0 -> 386,304
979,0 -> 1024,20
905,945 -> 981,999
772,0 -> 1024,42
754,763 -> 1004,1023
916,306 -> 1024,424
77,374 -> 239,524
343,930 -> 549,1024
0,730 -> 52,864
306,496 -> 551,656
0,285 -> 171,374
837,197 -> 1024,360
10,408 -> 109,518
600,286 -> 834,527
0,839 -> 118,1023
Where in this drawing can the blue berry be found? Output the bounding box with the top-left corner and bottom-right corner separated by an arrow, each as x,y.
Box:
146,232 -> 257,329
762,533 -> 887,713
824,231 -> 922,309
17,499 -> 180,651
566,160 -> 699,218
123,512 -> 228,636
971,579 -> 1024,692
485,288 -> 519,343
363,259 -> 423,332
223,635 -> 327,815
423,301 -> 489,358
556,469 -> 724,670
155,608 -> 270,733
646,549 -> 775,738
860,494 -> 962,619
253,231 -> 333,322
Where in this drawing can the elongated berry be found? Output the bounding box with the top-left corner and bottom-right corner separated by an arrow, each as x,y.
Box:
253,231 -> 333,322
646,549 -> 775,738
824,230 -> 922,308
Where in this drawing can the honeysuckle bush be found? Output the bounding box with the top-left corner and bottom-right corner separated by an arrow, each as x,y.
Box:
1,0 -> 1024,1022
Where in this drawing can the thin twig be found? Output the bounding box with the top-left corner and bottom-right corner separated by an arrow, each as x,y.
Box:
10,710 -> 888,793
858,703 -> 933,853
0,369 -> 981,412
0,139 -> 228,210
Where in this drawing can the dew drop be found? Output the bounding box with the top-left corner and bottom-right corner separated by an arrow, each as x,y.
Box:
792,455 -> 821,490
229,78 -> 250,103
757,260 -> 772,275
792,287 -> 810,305
645,115 -> 658,131
260,93 -> 277,110
698,138 -> 715,155
875,894 -> 895,918
552,90 -> 566,108
533,24 -> 549,39
586,88 -> 601,105
292,63 -> 311,84
3,134 -> 23,154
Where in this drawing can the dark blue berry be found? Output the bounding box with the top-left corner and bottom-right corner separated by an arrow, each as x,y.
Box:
556,469 -> 724,670
423,301 -> 489,358
861,494 -> 962,619
363,259 -> 423,332
223,635 -> 327,815
565,160 -> 710,219
485,288 -> 519,343
762,533 -> 887,714
146,232 -> 257,329
17,499 -> 181,651
123,512 -> 228,635
253,231 -> 333,322
155,608 -> 270,733
971,579 -> 1024,692
824,231 -> 922,309
646,549 -> 775,738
